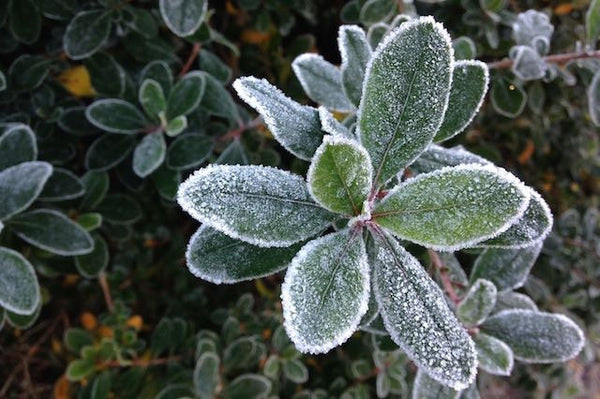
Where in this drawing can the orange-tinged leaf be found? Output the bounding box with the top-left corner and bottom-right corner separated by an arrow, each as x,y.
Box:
52,338 -> 63,354
518,139 -> 535,164
57,65 -> 96,98
241,29 -> 271,45
554,3 -> 573,16
63,274 -> 80,286
53,375 -> 70,399
127,315 -> 143,331
226,0 -> 239,15
98,325 -> 114,338
80,312 -> 98,331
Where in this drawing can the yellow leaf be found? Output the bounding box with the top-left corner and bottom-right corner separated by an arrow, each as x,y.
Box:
57,65 -> 96,98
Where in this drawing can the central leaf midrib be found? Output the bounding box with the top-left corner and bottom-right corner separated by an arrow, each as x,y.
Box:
219,190 -> 324,209
328,149 -> 359,215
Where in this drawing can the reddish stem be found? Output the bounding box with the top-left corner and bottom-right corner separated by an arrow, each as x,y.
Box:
428,249 -> 461,305
488,49 -> 600,70
179,43 -> 201,77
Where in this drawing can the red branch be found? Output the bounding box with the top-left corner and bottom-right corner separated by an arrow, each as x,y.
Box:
428,249 -> 461,305
179,43 -> 201,77
488,49 -> 600,70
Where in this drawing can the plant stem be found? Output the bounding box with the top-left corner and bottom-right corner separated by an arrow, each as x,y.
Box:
218,116 -> 264,142
427,249 -> 461,305
488,49 -> 600,70
103,355 -> 182,368
179,43 -> 201,77
99,272 -> 114,313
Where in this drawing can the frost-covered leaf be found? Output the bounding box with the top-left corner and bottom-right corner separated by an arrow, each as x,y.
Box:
360,0 -> 396,26
85,135 -> 135,172
38,168 -> 84,201
482,310 -> 585,363
7,209 -> 94,256
8,0 -> 40,44
0,71 -> 5,91
140,60 -> 173,93
77,213 -> 102,231
0,124 -> 37,170
339,25 -> 372,106
223,374 -> 271,399
512,10 -> 554,50
587,0 -> 600,44
283,358 -> 309,383
152,166 -> 180,200
367,22 -> 389,49
95,194 -> 142,224
159,0 -> 207,37
373,232 -> 477,390
166,134 -> 213,170
6,302 -> 40,329
139,79 -> 166,119
494,292 -> 538,314
373,164 -> 530,251
167,72 -> 206,120
177,165 -> 334,247
292,53 -> 354,112
411,369 -> 460,399
358,17 -> 453,187
473,333 -> 513,376
84,52 -> 126,98
186,225 -> 302,284
193,352 -> 220,399
9,55 -> 51,91
457,279 -> 497,326
490,79 -> 526,118
435,252 -> 470,297
318,107 -> 353,139
165,115 -> 187,137
64,10 -> 111,59
86,100 -> 148,134
80,171 -> 109,210
410,145 -> 491,175
0,161 -> 52,220
480,188 -> 552,248
511,46 -> 547,81
75,235 -> 108,278
470,242 -> 543,292
588,70 -> 600,126
0,246 -> 40,315
199,49 -> 232,84
216,140 -> 248,165
435,61 -> 489,143
200,72 -> 239,120
307,136 -> 372,215
233,77 -> 324,160
133,131 -> 166,178
281,230 -> 369,354
452,37 -> 476,60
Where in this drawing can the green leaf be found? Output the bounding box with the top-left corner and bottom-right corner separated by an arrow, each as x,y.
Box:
216,140 -> 248,165
434,61 -> 489,142
282,230 -> 369,354
152,166 -> 180,200
200,72 -> 239,120
412,369 -> 460,399
223,374 -> 271,399
91,371 -> 111,399
80,171 -> 109,210
64,328 -> 94,354
140,60 -> 173,93
66,359 -> 95,381
283,358 -> 309,383
7,209 -> 94,256
9,0 -> 41,44
358,17 -> 453,187
410,145 -> 491,175
0,124 -> 37,170
589,70 -> 600,126
373,164 -> 530,251
64,10 -> 112,59
452,36 -> 477,60
6,303 -> 40,329
166,71 -> 205,120
318,107 -> 353,139
367,22 -> 389,48
233,77 -> 324,160
339,25 -> 372,107
470,241 -> 543,293
0,161 -> 52,220
587,0 -> 600,44
159,0 -> 207,37
166,134 -> 213,170
132,131 -> 166,178
360,0 -> 396,26
85,135 -> 136,172
292,53 -> 354,112
457,279 -> 497,326
490,78 -> 526,118
77,213 -> 103,231
86,100 -> 148,134
372,232 -> 476,390
95,194 -> 142,224
177,165 -> 334,247
84,52 -> 126,98
9,55 -> 52,91
493,291 -> 537,314
75,235 -> 108,278
0,70 -> 5,91
0,246 -> 40,315
308,136 -> 372,216
59,106 -> 99,137
194,352 -> 220,399
139,79 -> 166,119
473,333 -> 513,376
38,168 -> 84,201
482,310 -> 585,363
199,49 -> 232,83
186,225 -> 302,284
165,115 -> 187,137
479,188 -> 553,248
